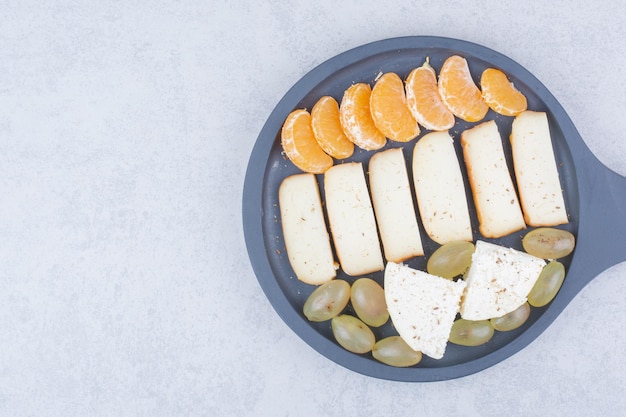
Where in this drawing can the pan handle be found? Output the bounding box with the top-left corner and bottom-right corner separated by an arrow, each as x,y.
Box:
568,152 -> 626,294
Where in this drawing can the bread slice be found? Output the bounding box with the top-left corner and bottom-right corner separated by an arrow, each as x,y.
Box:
384,262 -> 466,359
460,240 -> 546,320
278,174 -> 337,284
324,162 -> 384,276
461,120 -> 526,238
369,148 -> 424,262
510,111 -> 568,226
412,131 -> 473,244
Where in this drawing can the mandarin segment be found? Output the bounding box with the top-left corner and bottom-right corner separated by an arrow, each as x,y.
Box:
339,83 -> 387,151
438,55 -> 489,122
405,59 -> 455,131
311,96 -> 354,159
281,109 -> 334,174
369,72 -> 420,142
480,68 -> 528,116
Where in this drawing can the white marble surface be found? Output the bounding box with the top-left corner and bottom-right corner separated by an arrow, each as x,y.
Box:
1,1 -> 625,416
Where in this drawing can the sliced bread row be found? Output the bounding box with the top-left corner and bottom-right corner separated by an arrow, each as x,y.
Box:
279,110 -> 567,282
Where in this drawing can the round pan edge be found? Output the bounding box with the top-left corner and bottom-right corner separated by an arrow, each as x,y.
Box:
243,36 -> 591,381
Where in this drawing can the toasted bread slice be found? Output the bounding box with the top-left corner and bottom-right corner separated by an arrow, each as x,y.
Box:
279,174 -> 337,284
324,162 -> 384,276
369,148 -> 424,262
461,120 -> 525,238
510,111 -> 568,226
412,131 -> 473,244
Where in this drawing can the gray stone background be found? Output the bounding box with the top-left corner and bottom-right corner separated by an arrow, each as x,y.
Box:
1,1 -> 624,415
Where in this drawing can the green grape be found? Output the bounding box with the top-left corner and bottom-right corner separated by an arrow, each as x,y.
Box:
449,319 -> 494,346
303,280 -> 350,322
427,241 -> 475,279
490,302 -> 531,331
331,314 -> 376,354
528,261 -> 565,307
522,228 -> 575,259
372,336 -> 422,367
350,278 -> 389,327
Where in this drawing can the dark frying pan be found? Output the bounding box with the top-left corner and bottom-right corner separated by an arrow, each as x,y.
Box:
242,36 -> 626,382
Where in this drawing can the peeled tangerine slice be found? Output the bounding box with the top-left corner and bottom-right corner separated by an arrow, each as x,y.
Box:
405,59 -> 455,131
510,110 -> 568,226
324,162 -> 384,276
368,148 -> 424,262
481,68 -> 528,116
278,173 -> 337,285
339,83 -> 387,151
369,72 -> 420,142
384,262 -> 466,360
412,131 -> 473,244
438,55 -> 489,123
311,96 -> 354,159
461,120 -> 526,238
281,109 -> 333,174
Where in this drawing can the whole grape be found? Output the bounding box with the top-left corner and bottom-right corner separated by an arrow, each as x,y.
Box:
350,278 -> 389,327
331,314 -> 376,354
303,279 -> 350,322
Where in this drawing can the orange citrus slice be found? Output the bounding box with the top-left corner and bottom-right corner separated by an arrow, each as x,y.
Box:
480,68 -> 528,116
339,83 -> 387,151
405,59 -> 455,131
369,72 -> 420,142
438,55 -> 489,122
281,109 -> 334,174
311,96 -> 355,159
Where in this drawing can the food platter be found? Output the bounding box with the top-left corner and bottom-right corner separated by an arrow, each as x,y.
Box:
242,36 -> 626,381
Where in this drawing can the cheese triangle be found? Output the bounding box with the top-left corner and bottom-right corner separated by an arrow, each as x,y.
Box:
384,262 -> 466,359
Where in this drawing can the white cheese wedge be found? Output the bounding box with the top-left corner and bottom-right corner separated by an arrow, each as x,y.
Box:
510,110 -> 568,226
461,120 -> 526,238
412,131 -> 473,244
460,240 -> 546,320
384,262 -> 467,359
324,162 -> 384,276
368,148 -> 424,262
278,173 -> 337,285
